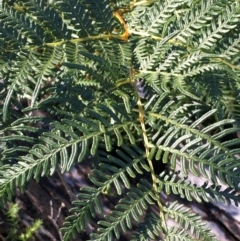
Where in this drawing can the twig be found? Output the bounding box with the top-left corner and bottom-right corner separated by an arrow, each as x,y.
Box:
57,165 -> 76,202
48,200 -> 64,241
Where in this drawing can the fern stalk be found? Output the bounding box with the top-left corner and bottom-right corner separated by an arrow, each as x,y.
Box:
131,76 -> 169,240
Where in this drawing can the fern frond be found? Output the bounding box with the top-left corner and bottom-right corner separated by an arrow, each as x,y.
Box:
90,180 -> 156,241
21,0 -> 71,41
31,45 -> 64,106
184,63 -> 226,77
129,0 -> 186,36
93,40 -> 131,75
176,0 -> 226,44
140,42 -> 172,71
90,145 -> 148,194
158,171 -> 240,205
167,226 -> 202,241
62,145 -> 148,240
0,3 -> 44,47
2,50 -> 38,122
164,201 -> 217,241
205,184 -> 240,206
0,100 -> 142,201
130,212 -> 162,241
158,171 -> 208,203
82,0 -> 117,33
220,33 -> 240,60
55,0 -> 94,37
148,109 -> 240,188
61,186 -> 103,241
197,2 -> 240,50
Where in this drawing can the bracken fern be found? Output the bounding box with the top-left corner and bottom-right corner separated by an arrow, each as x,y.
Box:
1,0 -> 240,240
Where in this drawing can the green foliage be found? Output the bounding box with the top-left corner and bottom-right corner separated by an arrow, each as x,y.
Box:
5,203 -> 20,240
1,0 -> 240,240
4,202 -> 42,241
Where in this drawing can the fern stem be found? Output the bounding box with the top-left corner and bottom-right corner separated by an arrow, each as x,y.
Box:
130,0 -> 157,8
44,33 -> 128,47
129,29 -> 183,45
215,58 -> 240,71
130,77 -> 169,240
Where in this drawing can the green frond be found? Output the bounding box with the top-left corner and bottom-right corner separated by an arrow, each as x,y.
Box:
158,171 -> 240,205
173,52 -> 219,75
139,40 -> 175,71
205,184 -> 240,206
61,186 -> 103,240
175,0 -> 234,45
92,40 -> 131,78
197,2 -> 240,50
167,226 -> 201,241
82,0 -> 117,33
0,3 -> 44,48
148,109 -> 240,188
164,201 -> 217,241
62,145 -> 149,240
21,0 -> 72,41
184,63 -> 226,77
64,41 -> 86,64
130,212 -> 162,241
2,50 -> 38,122
55,0 -> 94,37
220,33 -> 240,60
0,101 -> 142,202
31,45 -> 64,106
91,145 -> 148,193
129,0 -> 186,36
158,171 -> 208,202
90,180 -> 156,241
0,21 -> 26,51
